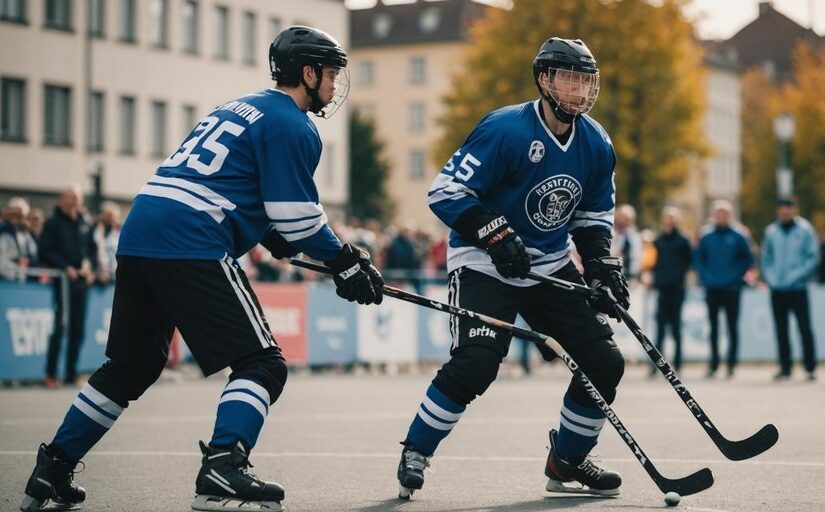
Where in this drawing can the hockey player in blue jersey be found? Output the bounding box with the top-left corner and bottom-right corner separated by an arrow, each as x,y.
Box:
20,26 -> 383,512
396,38 -> 630,498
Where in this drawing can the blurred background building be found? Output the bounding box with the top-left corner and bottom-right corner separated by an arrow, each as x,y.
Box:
0,0 -> 349,216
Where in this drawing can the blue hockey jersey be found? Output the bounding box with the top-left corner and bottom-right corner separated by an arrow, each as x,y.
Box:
118,88 -> 341,262
428,100 -> 616,286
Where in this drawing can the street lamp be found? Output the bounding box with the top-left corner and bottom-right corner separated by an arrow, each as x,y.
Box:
772,113 -> 795,198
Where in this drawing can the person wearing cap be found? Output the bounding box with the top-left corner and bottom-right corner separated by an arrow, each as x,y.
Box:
760,198 -> 819,381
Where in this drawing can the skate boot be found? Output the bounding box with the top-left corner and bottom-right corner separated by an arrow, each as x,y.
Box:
396,444 -> 430,499
544,429 -> 621,496
192,441 -> 284,511
20,443 -> 86,511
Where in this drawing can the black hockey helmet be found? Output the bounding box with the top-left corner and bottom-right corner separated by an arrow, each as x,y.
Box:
269,26 -> 349,117
532,38 -> 600,123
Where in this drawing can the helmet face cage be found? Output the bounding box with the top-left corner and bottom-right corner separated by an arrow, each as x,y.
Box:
542,65 -> 600,117
317,66 -> 350,118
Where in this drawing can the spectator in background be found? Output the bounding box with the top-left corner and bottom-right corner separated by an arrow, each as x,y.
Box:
28,207 -> 46,240
93,201 -> 121,284
0,197 -> 39,280
611,204 -> 643,279
39,186 -> 97,388
651,206 -> 692,375
385,225 -> 422,292
761,198 -> 819,381
695,200 -> 753,378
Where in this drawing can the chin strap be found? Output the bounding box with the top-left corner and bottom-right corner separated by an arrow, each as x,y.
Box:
301,64 -> 326,117
541,92 -> 576,124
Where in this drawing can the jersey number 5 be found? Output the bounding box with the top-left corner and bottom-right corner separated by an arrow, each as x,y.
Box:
444,151 -> 481,182
161,116 -> 245,175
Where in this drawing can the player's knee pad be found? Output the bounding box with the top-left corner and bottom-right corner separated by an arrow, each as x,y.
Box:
87,356 -> 167,407
432,344 -> 502,406
229,347 -> 288,404
567,337 -> 625,404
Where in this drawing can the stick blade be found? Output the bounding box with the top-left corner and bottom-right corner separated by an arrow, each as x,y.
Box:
655,467 -> 714,496
718,423 -> 779,461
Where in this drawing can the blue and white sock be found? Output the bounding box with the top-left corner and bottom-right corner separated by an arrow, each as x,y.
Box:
404,384 -> 466,456
52,383 -> 124,462
210,378 -> 271,450
556,393 -> 606,461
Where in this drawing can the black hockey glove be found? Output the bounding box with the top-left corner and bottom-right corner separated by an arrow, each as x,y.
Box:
455,208 -> 531,279
583,256 -> 630,319
260,229 -> 299,260
324,244 -> 384,305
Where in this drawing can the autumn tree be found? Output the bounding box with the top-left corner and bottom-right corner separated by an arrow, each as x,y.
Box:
349,108 -> 395,222
435,0 -> 708,224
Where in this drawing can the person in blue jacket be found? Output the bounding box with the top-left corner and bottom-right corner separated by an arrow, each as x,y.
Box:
761,197 -> 819,381
695,200 -> 754,378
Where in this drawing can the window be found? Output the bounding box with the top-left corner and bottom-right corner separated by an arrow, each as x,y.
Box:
320,143 -> 335,187
410,57 -> 426,85
87,90 -> 104,152
269,16 -> 281,38
242,11 -> 255,64
119,95 -> 135,154
357,61 -> 373,86
182,0 -> 198,53
214,5 -> 229,59
44,0 -> 71,30
87,0 -> 103,37
409,150 -> 426,180
149,0 -> 168,48
119,0 -> 136,42
151,100 -> 166,156
44,84 -> 72,146
408,102 -> 425,132
1,0 -> 27,23
182,104 -> 197,137
1,78 -> 26,142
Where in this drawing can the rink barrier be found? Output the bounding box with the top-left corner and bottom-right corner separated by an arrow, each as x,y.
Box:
1,279 -> 824,380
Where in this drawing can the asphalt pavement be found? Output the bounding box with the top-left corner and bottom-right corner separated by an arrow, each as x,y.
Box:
1,363 -> 822,512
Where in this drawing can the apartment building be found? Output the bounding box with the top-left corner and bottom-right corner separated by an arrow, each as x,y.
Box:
0,0 -> 349,213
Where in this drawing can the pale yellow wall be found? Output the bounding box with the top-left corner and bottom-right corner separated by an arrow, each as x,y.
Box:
0,0 -> 349,209
349,41 -> 465,232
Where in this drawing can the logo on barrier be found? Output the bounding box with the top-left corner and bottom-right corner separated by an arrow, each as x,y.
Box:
6,308 -> 54,357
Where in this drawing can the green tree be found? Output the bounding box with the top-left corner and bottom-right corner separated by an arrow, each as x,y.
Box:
739,69 -> 780,240
349,108 -> 394,222
435,0 -> 708,224
785,42 -> 825,231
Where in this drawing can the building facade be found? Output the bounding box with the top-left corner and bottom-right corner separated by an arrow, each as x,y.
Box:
0,0 -> 349,213
348,0 -> 488,231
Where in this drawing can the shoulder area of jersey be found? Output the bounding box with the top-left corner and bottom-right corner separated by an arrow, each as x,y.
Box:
578,113 -> 612,146
475,101 -> 536,134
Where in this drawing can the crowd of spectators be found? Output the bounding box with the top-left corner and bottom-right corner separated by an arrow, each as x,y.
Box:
2,193 -> 824,380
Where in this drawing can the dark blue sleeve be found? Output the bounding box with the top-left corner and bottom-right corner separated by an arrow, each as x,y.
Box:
427,113 -> 508,227
253,120 -> 341,262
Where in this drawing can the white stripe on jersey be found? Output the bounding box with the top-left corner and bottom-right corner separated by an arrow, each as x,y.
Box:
138,184 -> 226,222
264,201 -> 325,221
269,212 -> 328,234
148,176 -> 237,211
427,174 -> 478,205
569,209 -> 614,229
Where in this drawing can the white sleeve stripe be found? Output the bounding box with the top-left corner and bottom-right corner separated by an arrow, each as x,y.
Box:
428,191 -> 469,204
280,222 -> 326,242
264,201 -> 324,221
149,176 -> 236,210
569,218 -> 613,229
573,210 -> 614,221
270,212 -> 323,224
271,213 -> 328,233
138,184 -> 225,223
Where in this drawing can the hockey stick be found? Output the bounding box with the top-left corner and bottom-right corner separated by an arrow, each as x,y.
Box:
526,271 -> 779,461
291,258 -> 714,496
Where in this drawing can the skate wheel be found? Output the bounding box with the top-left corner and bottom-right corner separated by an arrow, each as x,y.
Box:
20,494 -> 46,512
398,484 -> 414,499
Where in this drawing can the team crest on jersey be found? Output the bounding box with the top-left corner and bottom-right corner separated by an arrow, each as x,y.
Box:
528,140 -> 545,163
525,174 -> 582,231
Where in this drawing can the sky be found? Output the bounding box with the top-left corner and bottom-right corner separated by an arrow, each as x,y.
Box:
344,0 -> 825,40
